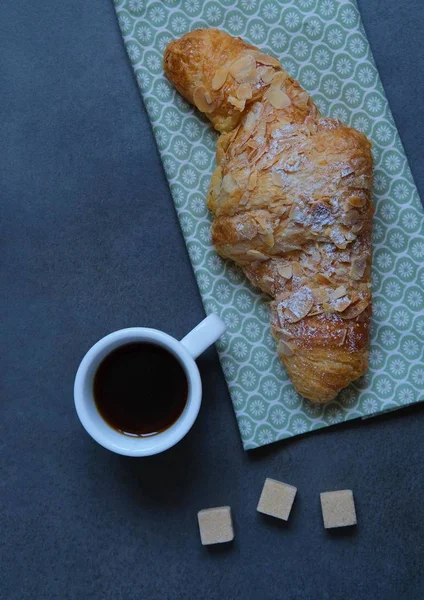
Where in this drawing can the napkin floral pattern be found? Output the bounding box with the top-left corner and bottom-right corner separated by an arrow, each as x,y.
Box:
114,0 -> 424,449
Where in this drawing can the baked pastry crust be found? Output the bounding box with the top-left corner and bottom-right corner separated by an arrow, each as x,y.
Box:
164,29 -> 373,403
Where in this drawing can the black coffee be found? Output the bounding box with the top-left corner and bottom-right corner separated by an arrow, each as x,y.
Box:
93,342 -> 188,437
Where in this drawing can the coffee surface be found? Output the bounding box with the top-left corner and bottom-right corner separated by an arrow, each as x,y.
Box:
93,342 -> 188,436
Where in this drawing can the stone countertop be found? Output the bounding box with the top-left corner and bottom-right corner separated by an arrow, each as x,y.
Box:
1,1 -> 423,598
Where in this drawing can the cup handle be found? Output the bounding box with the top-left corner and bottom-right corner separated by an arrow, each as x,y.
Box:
180,314 -> 226,359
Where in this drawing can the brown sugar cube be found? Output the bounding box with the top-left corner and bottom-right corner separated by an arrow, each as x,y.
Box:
257,478 -> 297,521
320,490 -> 357,529
197,506 -> 234,545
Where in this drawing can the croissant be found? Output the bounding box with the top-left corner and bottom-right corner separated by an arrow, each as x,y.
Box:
164,29 -> 373,403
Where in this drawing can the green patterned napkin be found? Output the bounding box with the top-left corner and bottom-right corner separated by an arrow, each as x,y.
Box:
114,0 -> 424,449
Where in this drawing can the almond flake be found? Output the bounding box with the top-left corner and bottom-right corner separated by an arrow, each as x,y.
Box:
270,71 -> 287,89
277,116 -> 291,127
229,122 -> 241,142
352,222 -> 364,234
228,95 -> 246,111
333,296 -> 352,312
247,249 -> 268,261
309,309 -> 324,316
265,89 -> 291,109
212,69 -> 228,91
244,110 -> 257,131
342,209 -> 360,226
277,302 -> 286,327
341,166 -> 354,178
252,51 -> 281,68
351,256 -> 367,280
277,265 -> 293,280
248,170 -> 258,190
279,330 -> 294,341
329,226 -> 348,249
284,308 -> 298,323
278,340 -> 294,357
286,287 -> 314,321
316,273 -> 332,285
236,83 -> 253,100
222,173 -> 237,193
283,155 -> 300,172
311,287 -> 329,304
269,121 -> 282,135
229,54 -> 257,83
271,169 -> 286,187
291,262 -> 304,277
193,87 -> 215,113
261,67 -> 275,83
295,91 -> 309,108
334,137 -> 348,151
210,166 -> 222,196
331,285 -> 347,299
254,215 -> 268,233
305,115 -> 317,134
340,298 -> 369,320
263,232 -> 275,248
348,195 -> 366,208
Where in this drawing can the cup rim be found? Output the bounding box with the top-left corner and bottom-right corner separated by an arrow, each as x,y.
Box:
74,328 -> 202,456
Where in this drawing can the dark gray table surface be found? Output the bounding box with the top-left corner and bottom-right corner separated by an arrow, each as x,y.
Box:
1,1 -> 423,599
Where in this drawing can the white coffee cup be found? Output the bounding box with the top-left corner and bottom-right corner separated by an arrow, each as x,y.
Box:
74,314 -> 226,457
